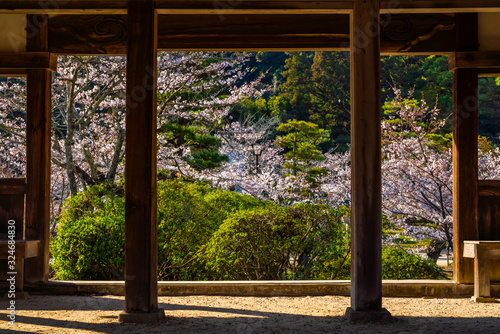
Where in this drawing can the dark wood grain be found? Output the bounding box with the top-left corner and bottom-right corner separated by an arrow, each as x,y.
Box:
0,52 -> 56,71
24,14 -> 52,283
1,1 -> 499,14
158,14 -> 349,51
381,0 -> 500,13
452,13 -> 479,285
478,180 -> 500,197
49,15 -> 128,55
0,240 -> 39,292
48,13 -> 455,54
124,0 -> 159,315
477,180 -> 500,281
350,0 -> 382,312
450,52 -> 500,70
0,178 -> 25,240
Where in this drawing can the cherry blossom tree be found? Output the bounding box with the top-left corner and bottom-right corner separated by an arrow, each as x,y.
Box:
380,91 -> 453,260
380,90 -> 500,260
0,52 -> 263,218
1,56 -> 127,197
156,52 -> 264,179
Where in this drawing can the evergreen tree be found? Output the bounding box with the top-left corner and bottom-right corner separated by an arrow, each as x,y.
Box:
275,119 -> 330,192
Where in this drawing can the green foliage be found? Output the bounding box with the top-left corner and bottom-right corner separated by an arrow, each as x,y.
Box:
381,55 -> 452,124
275,119 -> 329,191
425,133 -> 453,152
159,122 -> 228,171
52,181 -> 446,281
156,179 -> 271,280
237,52 -> 500,150
56,183 -> 124,225
203,203 -> 350,280
479,77 -> 500,140
382,247 -> 444,280
273,52 -> 350,151
51,184 -> 125,280
51,216 -> 125,280
230,97 -> 273,122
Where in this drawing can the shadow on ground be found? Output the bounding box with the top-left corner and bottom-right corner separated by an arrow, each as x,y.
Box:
0,295 -> 499,334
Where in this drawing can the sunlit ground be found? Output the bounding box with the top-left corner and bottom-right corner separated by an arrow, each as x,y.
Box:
1,295 -> 499,333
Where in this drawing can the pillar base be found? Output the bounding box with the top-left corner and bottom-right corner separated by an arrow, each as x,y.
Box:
471,296 -> 497,303
345,307 -> 392,323
118,309 -> 165,323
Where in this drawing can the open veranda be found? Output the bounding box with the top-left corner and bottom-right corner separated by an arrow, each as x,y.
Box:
1,0 -> 500,330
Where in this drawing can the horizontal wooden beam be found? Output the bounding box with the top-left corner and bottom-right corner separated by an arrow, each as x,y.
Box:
158,14 -> 350,51
1,1 -> 499,14
0,69 -> 27,77
382,0 -> 500,14
478,70 -> 500,77
0,1 -> 353,14
450,52 -> 500,70
0,0 -> 128,14
479,180 -> 500,197
48,13 -> 455,54
155,0 -> 353,14
0,52 -> 56,71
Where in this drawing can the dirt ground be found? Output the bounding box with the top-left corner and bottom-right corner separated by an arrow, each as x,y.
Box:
1,295 -> 499,334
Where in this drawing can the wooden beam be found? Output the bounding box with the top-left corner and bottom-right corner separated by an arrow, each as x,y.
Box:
2,1 -> 500,14
478,70 -> 500,77
0,0 -> 128,14
0,69 -> 27,77
24,14 -> 51,283
0,52 -> 57,71
155,0 -> 354,14
0,1 -> 354,14
478,180 -> 500,197
158,14 -> 350,51
48,13 -> 456,54
348,0 -> 385,315
452,13 -> 479,285
381,0 -> 500,14
119,0 -> 163,324
450,52 -> 500,71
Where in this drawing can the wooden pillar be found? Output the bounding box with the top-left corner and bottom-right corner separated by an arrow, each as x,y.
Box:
24,14 -> 51,283
346,1 -> 390,321
119,0 -> 164,323
452,13 -> 479,284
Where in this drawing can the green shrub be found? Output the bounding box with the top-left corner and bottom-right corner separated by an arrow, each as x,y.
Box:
51,216 -> 125,280
51,180 -> 445,281
203,203 -> 351,280
51,184 -> 125,280
382,246 -> 444,279
57,183 -> 124,225
155,179 -> 272,280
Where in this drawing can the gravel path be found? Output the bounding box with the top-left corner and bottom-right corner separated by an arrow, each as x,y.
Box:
1,295 -> 499,333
